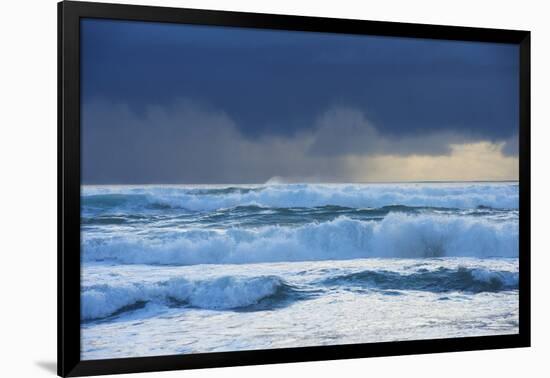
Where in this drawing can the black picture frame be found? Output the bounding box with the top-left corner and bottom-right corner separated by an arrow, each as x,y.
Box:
58,1 -> 531,376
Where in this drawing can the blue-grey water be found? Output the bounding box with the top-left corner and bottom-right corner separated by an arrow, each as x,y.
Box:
80,182 -> 519,360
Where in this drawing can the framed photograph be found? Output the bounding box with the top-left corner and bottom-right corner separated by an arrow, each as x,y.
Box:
58,1 -> 530,376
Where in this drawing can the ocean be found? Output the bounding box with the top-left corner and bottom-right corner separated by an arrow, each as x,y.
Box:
80,182 -> 519,360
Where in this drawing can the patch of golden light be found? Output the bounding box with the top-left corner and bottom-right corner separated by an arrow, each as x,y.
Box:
347,141 -> 518,182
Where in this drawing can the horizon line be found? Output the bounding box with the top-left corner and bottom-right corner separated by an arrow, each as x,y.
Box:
81,179 -> 519,186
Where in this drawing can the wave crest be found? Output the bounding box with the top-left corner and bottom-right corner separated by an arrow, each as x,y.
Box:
81,275 -> 290,321
83,214 -> 518,265
82,183 -> 519,212
323,267 -> 518,293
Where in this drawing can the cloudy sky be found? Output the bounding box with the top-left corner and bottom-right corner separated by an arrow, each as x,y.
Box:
81,18 -> 519,184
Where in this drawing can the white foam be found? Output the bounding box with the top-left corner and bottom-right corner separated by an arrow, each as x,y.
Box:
81,275 -> 284,320
83,213 -> 518,265
82,182 -> 519,211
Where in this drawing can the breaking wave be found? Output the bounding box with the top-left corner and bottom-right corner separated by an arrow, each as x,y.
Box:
83,213 -> 518,265
81,266 -> 518,322
82,183 -> 518,212
81,275 -> 297,321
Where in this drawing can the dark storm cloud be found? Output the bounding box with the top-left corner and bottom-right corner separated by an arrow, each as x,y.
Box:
81,100 -> 517,184
306,107 -> 471,157
81,100 -> 355,184
80,19 -> 519,184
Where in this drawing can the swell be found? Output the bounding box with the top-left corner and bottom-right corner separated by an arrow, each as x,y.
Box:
82,213 -> 519,265
82,183 -> 519,212
322,267 -> 518,293
81,204 -> 515,230
81,266 -> 518,322
81,204 -> 467,227
81,275 -> 302,321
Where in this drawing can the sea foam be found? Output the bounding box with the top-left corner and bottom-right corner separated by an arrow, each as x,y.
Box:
82,182 -> 519,212
83,213 -> 518,265
81,275 -> 288,321
81,265 -> 518,321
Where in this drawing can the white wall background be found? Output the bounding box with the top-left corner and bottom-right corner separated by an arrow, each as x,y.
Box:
0,0 -> 547,376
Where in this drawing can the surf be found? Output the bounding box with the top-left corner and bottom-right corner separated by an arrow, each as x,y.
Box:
82,182 -> 519,213
82,213 -> 518,265
322,266 -> 518,293
81,275 -> 303,321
